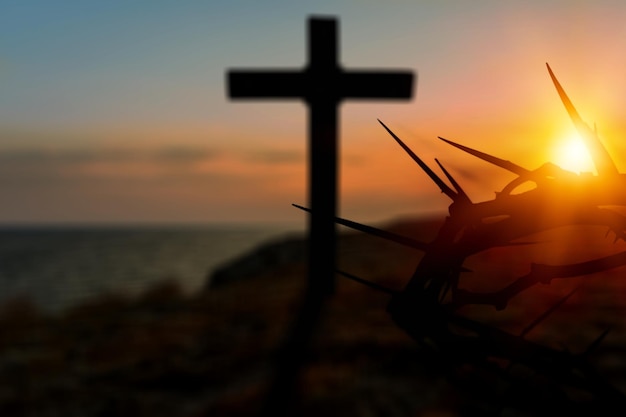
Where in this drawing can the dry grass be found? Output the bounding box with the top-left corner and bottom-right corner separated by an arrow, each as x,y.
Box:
0,220 -> 625,416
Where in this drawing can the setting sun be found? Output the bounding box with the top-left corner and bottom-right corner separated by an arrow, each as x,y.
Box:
551,135 -> 596,174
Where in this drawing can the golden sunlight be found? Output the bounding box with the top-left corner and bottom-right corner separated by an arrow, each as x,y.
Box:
551,135 -> 596,174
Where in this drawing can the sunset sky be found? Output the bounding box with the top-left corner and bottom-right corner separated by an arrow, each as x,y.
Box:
2,1 -> 626,226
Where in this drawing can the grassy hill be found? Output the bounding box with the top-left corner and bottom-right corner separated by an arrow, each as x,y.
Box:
1,216 -> 626,416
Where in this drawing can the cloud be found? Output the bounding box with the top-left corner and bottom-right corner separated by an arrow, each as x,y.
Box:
0,146 -> 223,189
0,147 -> 307,224
0,146 -> 219,165
152,146 -> 219,164
242,149 -> 303,164
0,143 -> 307,188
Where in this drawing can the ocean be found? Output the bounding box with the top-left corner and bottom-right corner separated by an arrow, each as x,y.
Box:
0,224 -> 303,313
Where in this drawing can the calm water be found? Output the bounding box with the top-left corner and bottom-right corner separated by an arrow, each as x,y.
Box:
0,224 -> 303,313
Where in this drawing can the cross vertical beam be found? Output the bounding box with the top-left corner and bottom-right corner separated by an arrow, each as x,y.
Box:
308,19 -> 339,296
227,16 -> 414,415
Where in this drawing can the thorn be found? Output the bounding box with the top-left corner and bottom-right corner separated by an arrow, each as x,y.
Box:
438,136 -> 530,176
434,158 -> 471,204
291,203 -> 430,251
439,280 -> 451,303
582,327 -> 611,357
336,269 -> 397,295
520,286 -> 580,338
546,63 -> 618,176
378,120 -> 457,200
293,205 -> 470,272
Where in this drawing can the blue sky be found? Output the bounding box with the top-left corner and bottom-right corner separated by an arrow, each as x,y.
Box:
2,1 -> 626,224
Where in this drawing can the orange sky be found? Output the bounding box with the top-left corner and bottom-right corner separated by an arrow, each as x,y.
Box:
3,1 -> 626,225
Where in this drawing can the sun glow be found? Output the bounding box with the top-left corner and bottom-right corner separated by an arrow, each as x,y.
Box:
551,135 -> 596,174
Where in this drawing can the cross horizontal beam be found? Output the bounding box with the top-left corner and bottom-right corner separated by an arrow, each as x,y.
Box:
229,70 -> 413,101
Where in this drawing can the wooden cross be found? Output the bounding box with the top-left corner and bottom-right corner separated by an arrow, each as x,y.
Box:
227,16 -> 413,414
228,16 -> 413,296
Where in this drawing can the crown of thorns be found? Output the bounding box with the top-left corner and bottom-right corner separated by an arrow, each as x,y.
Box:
298,63 -> 626,415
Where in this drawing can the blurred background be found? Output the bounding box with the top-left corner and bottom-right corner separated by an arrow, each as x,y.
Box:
4,1 -> 626,228
2,0 -> 626,308
2,1 -> 626,416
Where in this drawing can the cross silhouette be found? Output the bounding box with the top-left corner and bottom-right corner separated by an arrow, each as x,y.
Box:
227,16 -> 414,414
229,16 -> 413,296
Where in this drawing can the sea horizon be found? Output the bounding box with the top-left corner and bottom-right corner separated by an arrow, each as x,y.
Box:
0,222 -> 307,314
0,219 -> 306,231
0,213 -> 448,314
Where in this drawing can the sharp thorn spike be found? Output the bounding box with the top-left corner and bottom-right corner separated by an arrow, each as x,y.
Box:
439,281 -> 451,303
378,120 -> 457,200
438,136 -> 530,176
520,286 -> 580,338
292,205 -> 471,272
336,269 -> 397,294
434,158 -> 471,204
292,203 -> 430,251
583,327 -> 611,357
546,63 -> 585,128
546,63 -> 618,176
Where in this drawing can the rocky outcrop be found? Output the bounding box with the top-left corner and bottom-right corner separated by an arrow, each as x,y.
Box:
205,216 -> 444,290
207,233 -> 307,289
